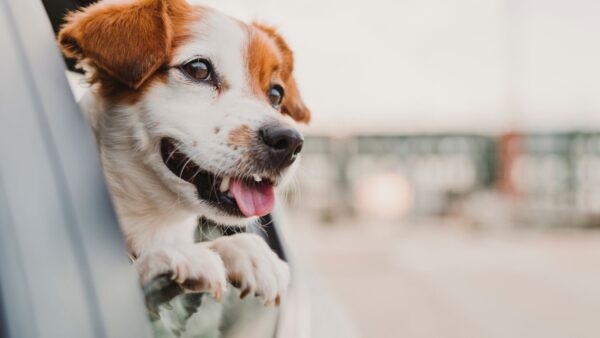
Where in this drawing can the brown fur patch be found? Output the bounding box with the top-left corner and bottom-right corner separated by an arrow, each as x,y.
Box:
228,125 -> 253,147
247,24 -> 311,123
181,278 -> 211,292
58,0 -> 201,104
246,28 -> 282,97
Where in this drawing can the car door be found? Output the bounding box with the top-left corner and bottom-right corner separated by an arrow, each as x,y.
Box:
0,0 -> 152,336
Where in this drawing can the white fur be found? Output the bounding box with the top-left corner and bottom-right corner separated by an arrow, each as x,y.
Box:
88,9 -> 298,252
78,6 -> 297,338
210,233 -> 291,306
136,244 -> 227,297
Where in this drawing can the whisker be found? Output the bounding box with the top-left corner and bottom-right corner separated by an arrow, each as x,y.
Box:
166,143 -> 185,164
189,167 -> 203,183
178,157 -> 191,174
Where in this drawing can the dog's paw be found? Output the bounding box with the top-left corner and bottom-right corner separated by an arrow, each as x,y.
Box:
136,245 -> 227,301
209,233 -> 290,306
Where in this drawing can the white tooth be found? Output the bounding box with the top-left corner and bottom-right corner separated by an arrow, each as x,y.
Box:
220,176 -> 230,192
253,174 -> 262,182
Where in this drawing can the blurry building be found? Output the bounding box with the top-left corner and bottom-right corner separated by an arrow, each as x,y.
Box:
288,133 -> 600,228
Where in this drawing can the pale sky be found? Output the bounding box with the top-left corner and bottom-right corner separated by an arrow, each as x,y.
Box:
194,0 -> 600,135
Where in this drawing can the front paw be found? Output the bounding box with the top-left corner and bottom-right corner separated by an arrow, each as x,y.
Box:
209,233 -> 291,306
136,245 -> 227,301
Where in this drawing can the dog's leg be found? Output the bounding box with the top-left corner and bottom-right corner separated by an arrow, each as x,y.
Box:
209,233 -> 290,306
136,244 -> 227,317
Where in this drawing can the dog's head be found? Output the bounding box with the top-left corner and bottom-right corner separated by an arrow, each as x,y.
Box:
58,0 -> 310,225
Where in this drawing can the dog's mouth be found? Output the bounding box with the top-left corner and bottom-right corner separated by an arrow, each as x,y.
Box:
160,138 -> 275,218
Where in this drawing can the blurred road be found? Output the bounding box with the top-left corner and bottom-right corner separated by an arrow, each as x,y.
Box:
286,216 -> 600,338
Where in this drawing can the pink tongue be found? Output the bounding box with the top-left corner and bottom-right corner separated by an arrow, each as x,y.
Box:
229,179 -> 275,217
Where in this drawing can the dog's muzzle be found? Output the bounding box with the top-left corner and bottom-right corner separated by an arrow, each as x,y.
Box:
258,125 -> 304,171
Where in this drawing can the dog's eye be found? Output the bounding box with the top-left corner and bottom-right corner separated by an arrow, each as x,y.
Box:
180,58 -> 213,82
268,84 -> 284,108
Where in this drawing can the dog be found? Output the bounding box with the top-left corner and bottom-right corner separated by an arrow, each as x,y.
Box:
58,0 -> 310,336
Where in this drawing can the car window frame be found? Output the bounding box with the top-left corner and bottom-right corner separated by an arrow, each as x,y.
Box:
0,0 -> 153,336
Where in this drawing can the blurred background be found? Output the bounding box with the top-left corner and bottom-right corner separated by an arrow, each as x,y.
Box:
190,0 -> 600,337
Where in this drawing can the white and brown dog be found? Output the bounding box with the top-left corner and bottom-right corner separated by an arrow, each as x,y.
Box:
58,0 -> 310,335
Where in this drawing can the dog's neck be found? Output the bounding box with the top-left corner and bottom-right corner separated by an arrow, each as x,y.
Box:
82,93 -> 198,255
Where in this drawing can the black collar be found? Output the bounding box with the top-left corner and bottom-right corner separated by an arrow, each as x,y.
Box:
196,217 -> 247,241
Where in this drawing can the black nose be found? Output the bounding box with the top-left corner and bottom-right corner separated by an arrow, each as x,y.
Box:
259,125 -> 304,168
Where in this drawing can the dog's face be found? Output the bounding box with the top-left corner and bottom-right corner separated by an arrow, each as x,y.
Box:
58,0 -> 310,225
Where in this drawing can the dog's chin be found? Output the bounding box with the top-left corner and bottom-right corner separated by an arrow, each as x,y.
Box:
158,137 -> 286,224
194,205 -> 260,227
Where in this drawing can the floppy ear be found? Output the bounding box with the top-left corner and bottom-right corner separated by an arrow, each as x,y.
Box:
281,76 -> 311,123
253,24 -> 311,124
58,0 -> 173,89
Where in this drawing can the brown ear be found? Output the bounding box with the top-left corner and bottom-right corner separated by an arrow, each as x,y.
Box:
253,24 -> 311,124
281,76 -> 311,123
58,0 -> 173,89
